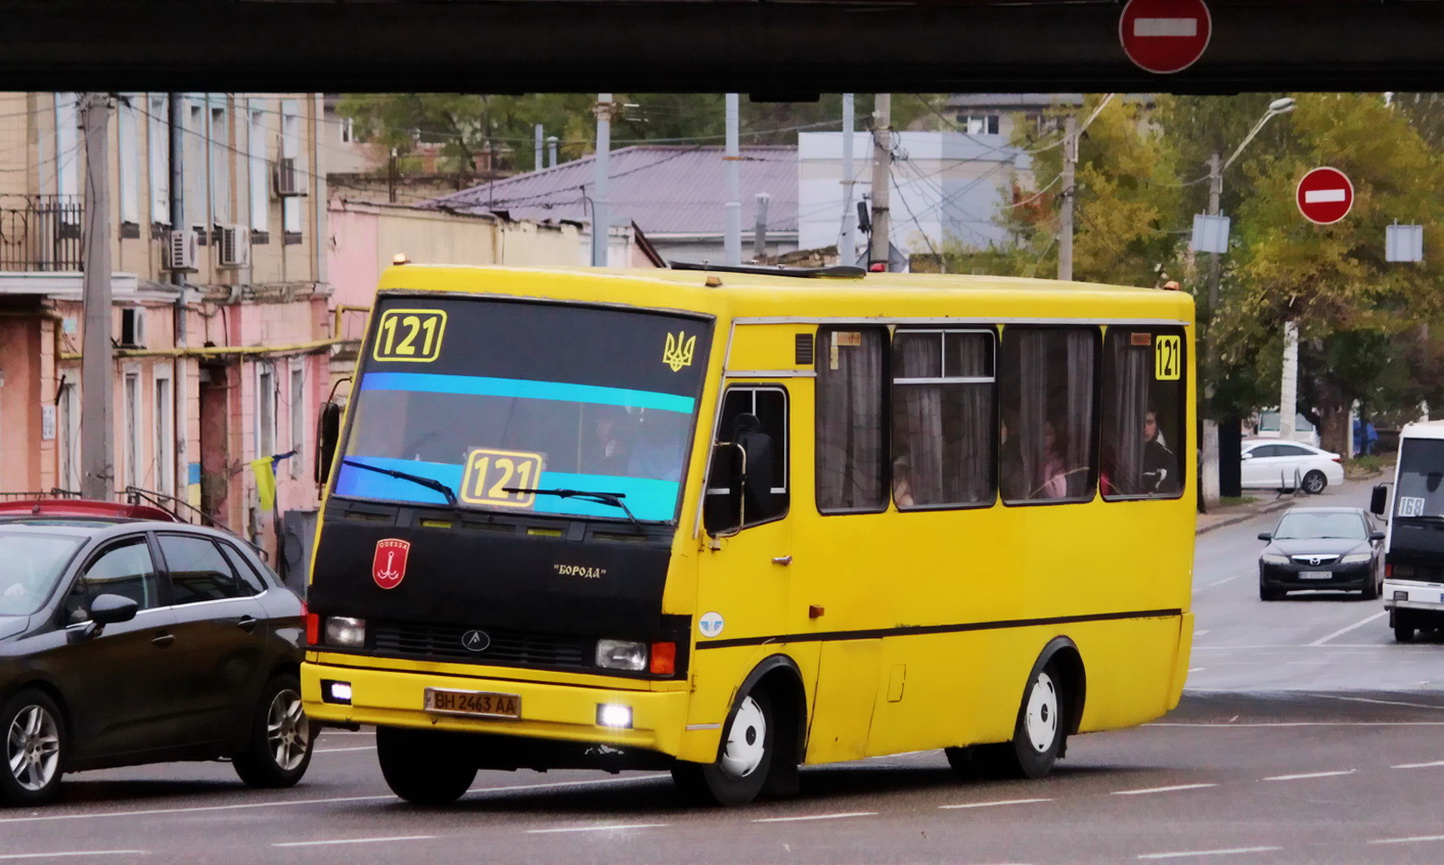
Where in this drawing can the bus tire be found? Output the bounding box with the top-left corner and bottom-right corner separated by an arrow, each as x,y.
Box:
970,665 -> 1067,780
671,690 -> 773,806
1393,613 -> 1416,644
376,726 -> 477,805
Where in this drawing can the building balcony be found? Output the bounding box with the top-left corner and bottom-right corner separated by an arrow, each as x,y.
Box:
0,195 -> 84,271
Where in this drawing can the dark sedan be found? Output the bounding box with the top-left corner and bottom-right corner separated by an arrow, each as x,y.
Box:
1257,507 -> 1386,601
1,517 -> 314,806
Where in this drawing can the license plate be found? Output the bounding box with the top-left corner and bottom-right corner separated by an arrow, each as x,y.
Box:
1298,571 -> 1332,580
424,688 -> 521,719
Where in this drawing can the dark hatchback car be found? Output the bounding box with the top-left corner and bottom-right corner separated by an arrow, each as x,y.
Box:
0,514 -> 314,806
1257,506 -> 1386,601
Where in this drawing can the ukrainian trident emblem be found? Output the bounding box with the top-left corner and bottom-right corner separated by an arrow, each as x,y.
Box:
663,331 -> 696,372
372,538 -> 411,590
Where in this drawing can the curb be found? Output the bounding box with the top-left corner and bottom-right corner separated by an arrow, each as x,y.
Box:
1195,497 -> 1296,535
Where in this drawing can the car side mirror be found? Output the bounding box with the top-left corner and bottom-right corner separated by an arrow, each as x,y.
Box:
315,401 -> 343,485
91,593 -> 138,626
1241,452 -> 1253,460
1370,530 -> 1386,542
1257,532 -> 1272,542
1370,483 -> 1389,517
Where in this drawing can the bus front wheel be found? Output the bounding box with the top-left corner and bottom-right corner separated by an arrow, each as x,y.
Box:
376,726 -> 477,805
672,691 -> 774,806
951,665 -> 1066,780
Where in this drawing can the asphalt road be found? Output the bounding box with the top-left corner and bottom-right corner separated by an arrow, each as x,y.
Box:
7,487 -> 1444,864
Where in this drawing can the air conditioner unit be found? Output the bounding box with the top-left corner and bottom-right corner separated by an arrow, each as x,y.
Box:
218,224 -> 251,268
164,228 -> 198,273
272,157 -> 308,198
119,307 -> 146,349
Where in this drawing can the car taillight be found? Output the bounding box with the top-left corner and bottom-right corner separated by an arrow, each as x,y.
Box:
1331,456 -> 1341,462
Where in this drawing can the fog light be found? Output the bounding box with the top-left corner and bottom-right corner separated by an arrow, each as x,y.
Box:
322,679 -> 353,705
597,703 -> 633,728
325,616 -> 366,647
595,639 -> 647,671
1395,590 -> 1409,601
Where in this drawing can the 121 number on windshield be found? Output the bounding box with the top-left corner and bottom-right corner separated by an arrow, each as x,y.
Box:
461,448 -> 543,508
373,309 -> 447,362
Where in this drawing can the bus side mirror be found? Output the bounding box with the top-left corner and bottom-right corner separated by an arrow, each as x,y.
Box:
315,402 -> 343,485
703,441 -> 747,538
1370,483 -> 1388,517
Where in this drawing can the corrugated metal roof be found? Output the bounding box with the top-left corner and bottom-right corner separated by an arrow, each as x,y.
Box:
427,145 -> 797,235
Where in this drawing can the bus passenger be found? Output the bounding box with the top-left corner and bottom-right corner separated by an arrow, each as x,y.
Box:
1037,421 -> 1068,498
1143,409 -> 1177,493
893,453 -> 916,508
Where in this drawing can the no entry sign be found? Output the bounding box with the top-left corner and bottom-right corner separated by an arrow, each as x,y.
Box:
1119,0 -> 1212,74
1296,167 -> 1354,225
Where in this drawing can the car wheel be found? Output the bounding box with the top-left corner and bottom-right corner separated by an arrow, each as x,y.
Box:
1302,470 -> 1328,495
376,726 -> 477,805
672,690 -> 774,806
0,689 -> 65,807
953,665 -> 1066,780
1360,571 -> 1380,601
233,673 -> 314,788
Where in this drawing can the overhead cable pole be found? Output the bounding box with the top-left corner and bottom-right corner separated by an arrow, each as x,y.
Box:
590,94 -> 612,267
839,93 -> 857,266
868,94 -> 892,271
1058,113 -> 1077,282
724,93 -> 742,266
169,93 -> 187,504
80,92 -> 114,500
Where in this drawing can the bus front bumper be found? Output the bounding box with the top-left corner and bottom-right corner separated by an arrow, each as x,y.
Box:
302,655 -> 691,760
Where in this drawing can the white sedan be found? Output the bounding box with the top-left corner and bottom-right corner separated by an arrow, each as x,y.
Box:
1240,438 -> 1345,494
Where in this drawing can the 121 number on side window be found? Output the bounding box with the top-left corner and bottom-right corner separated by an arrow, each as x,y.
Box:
1154,335 -> 1182,381
372,309 -> 447,363
461,448 -> 543,508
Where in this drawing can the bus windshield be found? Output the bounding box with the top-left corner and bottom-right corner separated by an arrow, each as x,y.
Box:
334,296 -> 711,523
1394,438 -> 1444,519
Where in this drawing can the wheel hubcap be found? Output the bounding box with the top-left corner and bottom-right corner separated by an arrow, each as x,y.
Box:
719,696 -> 767,779
265,688 -> 310,772
1023,672 -> 1059,754
7,705 -> 60,792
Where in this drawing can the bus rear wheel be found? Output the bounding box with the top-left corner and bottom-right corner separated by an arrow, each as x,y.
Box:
376,726 -> 477,805
671,691 -> 774,806
951,665 -> 1066,780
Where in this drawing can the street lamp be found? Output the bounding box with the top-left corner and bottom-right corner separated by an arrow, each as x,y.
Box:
1202,96 -> 1296,503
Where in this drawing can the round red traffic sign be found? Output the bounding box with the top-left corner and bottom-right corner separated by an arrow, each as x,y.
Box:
1296,167 -> 1354,225
1119,0 -> 1212,74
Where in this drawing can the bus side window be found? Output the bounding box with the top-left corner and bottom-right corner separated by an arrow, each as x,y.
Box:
816,326 -> 888,512
1099,326 -> 1187,500
704,386 -> 790,534
998,326 -> 1099,504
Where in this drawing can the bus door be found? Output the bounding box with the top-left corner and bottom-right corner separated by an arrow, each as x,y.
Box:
693,386 -> 795,721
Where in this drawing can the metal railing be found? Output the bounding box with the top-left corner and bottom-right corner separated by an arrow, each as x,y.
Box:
0,195 -> 84,271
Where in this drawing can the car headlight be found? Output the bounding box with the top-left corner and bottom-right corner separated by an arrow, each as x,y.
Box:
324,616 -> 366,647
595,638 -> 647,671
1260,554 -> 1289,565
1340,554 -> 1372,565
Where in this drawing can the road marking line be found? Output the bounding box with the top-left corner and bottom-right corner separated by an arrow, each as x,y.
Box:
1316,694 -> 1444,711
1137,846 -> 1281,860
1370,834 -> 1444,845
0,774 -> 667,824
1112,783 -> 1216,796
753,812 -> 877,823
1309,611 -> 1386,646
274,836 -> 434,848
1149,721 -> 1444,728
315,745 -> 377,753
1188,667 -> 1204,673
0,853 -> 148,861
1201,576 -> 1239,589
1393,760 -> 1444,769
528,824 -> 667,834
1193,629 -> 1210,636
940,798 -> 1051,810
1263,769 -> 1354,781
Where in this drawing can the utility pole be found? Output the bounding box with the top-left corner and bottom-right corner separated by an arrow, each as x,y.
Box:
1280,321 -> 1299,441
534,124 -> 543,172
868,94 -> 892,271
724,93 -> 742,265
590,94 -> 612,267
1058,114 -> 1077,282
79,93 -> 114,500
168,93 -> 186,504
753,192 -> 770,263
838,94 -> 857,266
1206,151 -> 1223,320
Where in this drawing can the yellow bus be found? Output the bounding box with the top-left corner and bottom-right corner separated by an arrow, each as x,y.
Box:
301,261 -> 1195,806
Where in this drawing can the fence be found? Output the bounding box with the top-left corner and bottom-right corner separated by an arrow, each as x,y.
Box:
0,195 -> 84,271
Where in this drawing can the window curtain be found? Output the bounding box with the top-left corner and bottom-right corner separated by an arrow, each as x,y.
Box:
817,328 -> 885,510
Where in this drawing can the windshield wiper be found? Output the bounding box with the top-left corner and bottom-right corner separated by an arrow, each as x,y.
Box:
504,487 -> 641,527
341,459 -> 458,507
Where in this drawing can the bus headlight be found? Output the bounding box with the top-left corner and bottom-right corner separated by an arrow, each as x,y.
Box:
595,639 -> 647,671
1340,554 -> 1372,565
325,616 -> 367,647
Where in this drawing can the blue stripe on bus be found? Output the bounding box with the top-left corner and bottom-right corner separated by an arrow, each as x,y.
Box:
334,457 -> 680,522
359,372 -> 695,414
